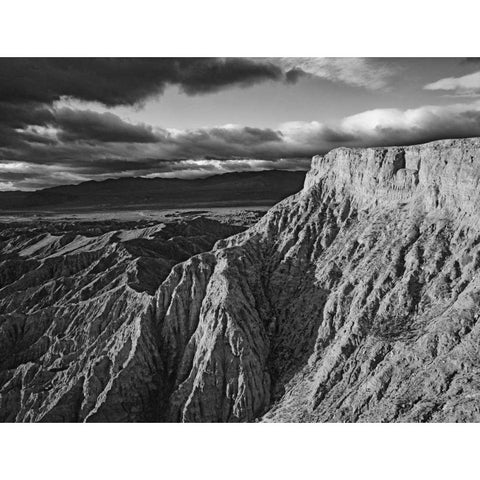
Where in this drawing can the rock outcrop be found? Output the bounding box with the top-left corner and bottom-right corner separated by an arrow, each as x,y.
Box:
2,138 -> 480,422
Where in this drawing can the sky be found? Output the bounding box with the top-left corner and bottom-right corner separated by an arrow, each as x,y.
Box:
1,57 -> 480,190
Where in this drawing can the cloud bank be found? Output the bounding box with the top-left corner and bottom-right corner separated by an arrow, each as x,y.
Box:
2,98 -> 480,190
1,58 -> 480,190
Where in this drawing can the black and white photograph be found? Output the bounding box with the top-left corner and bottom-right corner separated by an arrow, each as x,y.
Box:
1,1 -> 479,478
2,56 -> 480,424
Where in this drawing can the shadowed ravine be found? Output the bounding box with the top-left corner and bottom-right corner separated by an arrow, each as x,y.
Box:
1,138 -> 480,422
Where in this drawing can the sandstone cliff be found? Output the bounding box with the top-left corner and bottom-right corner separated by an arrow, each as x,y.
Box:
2,138 -> 480,422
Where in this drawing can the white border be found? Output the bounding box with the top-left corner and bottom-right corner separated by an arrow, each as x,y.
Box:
1,423 -> 478,479
1,0 -> 479,56
1,1 -> 479,478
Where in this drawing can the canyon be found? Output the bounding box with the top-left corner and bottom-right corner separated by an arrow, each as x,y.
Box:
1,138 -> 480,422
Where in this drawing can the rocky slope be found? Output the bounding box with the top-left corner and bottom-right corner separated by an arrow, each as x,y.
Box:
2,138 -> 480,422
0,216 -> 247,421
152,138 -> 480,422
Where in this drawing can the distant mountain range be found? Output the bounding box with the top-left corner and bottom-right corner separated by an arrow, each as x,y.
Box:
0,170 -> 307,212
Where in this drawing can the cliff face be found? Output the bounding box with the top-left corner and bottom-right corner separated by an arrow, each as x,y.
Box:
306,139 -> 480,217
152,138 -> 480,422
2,138 -> 480,422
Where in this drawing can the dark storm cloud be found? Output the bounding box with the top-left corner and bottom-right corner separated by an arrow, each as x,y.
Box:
176,59 -> 286,95
16,130 -> 57,145
164,125 -> 286,160
0,101 -> 54,148
171,125 -> 282,150
0,58 -> 286,108
54,108 -> 159,143
0,58 -> 291,162
0,101 -> 53,129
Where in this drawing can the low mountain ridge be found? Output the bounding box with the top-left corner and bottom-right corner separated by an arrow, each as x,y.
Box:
0,170 -> 307,211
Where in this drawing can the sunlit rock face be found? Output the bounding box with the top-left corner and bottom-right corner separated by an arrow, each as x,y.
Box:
153,138 -> 480,422
2,138 -> 480,422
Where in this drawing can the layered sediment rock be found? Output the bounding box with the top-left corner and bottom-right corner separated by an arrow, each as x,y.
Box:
2,138 -> 480,422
